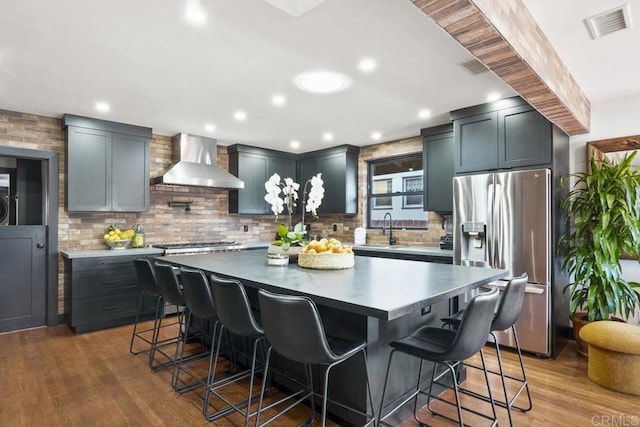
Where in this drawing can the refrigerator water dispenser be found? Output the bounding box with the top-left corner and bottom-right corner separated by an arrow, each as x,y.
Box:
461,221 -> 486,264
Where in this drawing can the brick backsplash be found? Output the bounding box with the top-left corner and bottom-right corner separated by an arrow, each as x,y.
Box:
0,109 -> 447,316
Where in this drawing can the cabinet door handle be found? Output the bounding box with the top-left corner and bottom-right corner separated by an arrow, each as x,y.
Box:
101,280 -> 119,286
36,243 -> 45,249
102,306 -> 118,311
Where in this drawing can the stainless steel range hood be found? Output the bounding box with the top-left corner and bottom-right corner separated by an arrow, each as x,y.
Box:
151,133 -> 244,189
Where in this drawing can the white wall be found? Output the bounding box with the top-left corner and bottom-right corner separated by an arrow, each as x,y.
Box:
569,92 -> 640,324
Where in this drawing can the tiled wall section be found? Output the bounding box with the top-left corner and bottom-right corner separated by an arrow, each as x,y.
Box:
0,109 -> 446,315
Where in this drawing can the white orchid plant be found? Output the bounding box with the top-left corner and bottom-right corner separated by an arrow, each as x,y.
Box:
264,173 -> 324,249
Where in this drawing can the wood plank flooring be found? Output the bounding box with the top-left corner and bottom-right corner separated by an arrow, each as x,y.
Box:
0,322 -> 638,426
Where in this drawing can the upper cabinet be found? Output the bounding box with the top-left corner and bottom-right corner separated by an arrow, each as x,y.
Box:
451,97 -> 552,174
228,144 -> 359,215
422,123 -> 454,212
63,115 -> 151,212
228,145 -> 296,214
298,145 -> 359,215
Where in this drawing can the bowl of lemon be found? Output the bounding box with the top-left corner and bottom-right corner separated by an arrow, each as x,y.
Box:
298,238 -> 354,270
103,225 -> 135,250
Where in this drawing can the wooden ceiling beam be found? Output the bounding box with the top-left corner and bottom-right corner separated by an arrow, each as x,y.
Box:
412,0 -> 590,135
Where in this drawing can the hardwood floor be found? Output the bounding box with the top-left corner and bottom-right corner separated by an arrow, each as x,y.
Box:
0,322 -> 638,426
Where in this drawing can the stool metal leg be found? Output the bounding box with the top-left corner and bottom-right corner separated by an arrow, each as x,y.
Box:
511,326 -> 533,412
412,359 -> 424,425
255,346 -> 315,427
129,293 -> 164,357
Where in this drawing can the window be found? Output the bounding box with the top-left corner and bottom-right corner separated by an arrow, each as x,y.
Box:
403,176 -> 423,208
372,179 -> 392,209
367,154 -> 428,229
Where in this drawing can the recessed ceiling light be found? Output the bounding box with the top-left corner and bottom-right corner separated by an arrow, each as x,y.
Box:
487,92 -> 501,102
205,123 -> 216,133
185,0 -> 207,25
234,111 -> 247,122
294,70 -> 351,94
290,140 -> 301,149
371,131 -> 382,141
272,94 -> 286,107
323,132 -> 334,142
95,101 -> 110,113
418,109 -> 431,119
358,58 -> 377,73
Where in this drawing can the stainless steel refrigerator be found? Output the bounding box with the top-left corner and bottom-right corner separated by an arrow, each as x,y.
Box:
453,168 -> 552,356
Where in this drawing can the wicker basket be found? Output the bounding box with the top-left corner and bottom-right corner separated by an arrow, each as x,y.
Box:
298,252 -> 355,270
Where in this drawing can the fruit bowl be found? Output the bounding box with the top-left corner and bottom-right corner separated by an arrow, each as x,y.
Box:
298,252 -> 355,270
104,238 -> 132,250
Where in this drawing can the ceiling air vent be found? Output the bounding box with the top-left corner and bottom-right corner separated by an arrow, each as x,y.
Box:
585,3 -> 633,39
458,58 -> 489,76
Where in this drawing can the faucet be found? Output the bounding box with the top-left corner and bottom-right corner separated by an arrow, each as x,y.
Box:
382,212 -> 397,245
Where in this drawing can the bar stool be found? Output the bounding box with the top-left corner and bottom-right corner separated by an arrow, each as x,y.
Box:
151,262 -> 191,372
256,289 -> 376,427
441,273 -> 532,426
177,267 -> 237,413
378,287 -> 500,427
207,274 -> 268,425
129,258 -> 176,370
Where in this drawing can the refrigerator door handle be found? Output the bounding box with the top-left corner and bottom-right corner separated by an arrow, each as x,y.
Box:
489,280 -> 545,294
494,183 -> 503,269
487,183 -> 494,266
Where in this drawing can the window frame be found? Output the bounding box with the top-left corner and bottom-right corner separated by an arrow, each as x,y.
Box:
371,178 -> 392,210
367,153 -> 428,230
402,176 -> 423,209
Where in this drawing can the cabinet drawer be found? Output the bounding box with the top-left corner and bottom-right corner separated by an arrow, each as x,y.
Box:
72,270 -> 139,298
72,256 -> 137,272
72,292 -> 140,325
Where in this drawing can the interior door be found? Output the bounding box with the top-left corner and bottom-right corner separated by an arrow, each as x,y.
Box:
0,226 -> 46,333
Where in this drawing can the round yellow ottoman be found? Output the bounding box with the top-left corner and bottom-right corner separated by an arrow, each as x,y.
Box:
579,321 -> 640,395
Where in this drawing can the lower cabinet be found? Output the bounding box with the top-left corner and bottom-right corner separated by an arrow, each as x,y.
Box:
64,254 -> 159,334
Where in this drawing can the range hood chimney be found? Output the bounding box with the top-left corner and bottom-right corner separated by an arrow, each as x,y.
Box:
151,133 -> 244,189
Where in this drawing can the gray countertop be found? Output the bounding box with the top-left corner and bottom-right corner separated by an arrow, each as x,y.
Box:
156,250 -> 506,321
61,247 -> 165,259
353,244 -> 453,258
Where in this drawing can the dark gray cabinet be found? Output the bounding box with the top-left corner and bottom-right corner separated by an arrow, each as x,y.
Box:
63,114 -> 151,212
228,145 -> 297,214
498,104 -> 551,169
229,144 -> 359,215
297,145 -> 359,215
451,97 -> 552,174
453,112 -> 498,173
422,123 -> 454,212
64,254 -> 158,334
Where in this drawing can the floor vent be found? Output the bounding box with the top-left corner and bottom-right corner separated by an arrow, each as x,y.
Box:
585,3 -> 633,39
459,58 -> 489,75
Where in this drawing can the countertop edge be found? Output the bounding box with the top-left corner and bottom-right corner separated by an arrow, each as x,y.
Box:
61,248 -> 165,259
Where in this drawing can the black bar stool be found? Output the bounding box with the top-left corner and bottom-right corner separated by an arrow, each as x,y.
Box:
130,258 -> 179,370
256,289 -> 376,427
176,268 -> 237,411
151,262 -> 193,372
441,273 -> 532,426
207,274 -> 268,425
378,287 -> 500,427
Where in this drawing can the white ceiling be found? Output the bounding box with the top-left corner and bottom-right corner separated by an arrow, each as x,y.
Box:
0,1 -> 637,152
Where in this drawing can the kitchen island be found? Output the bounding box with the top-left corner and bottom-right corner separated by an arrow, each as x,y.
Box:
157,250 -> 507,425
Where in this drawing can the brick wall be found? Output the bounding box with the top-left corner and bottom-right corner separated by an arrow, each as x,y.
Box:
0,109 -> 445,315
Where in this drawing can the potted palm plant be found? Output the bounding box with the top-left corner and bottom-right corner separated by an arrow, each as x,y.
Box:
558,151 -> 640,355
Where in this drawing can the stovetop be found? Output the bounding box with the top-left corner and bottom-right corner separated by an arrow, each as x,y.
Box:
154,241 -> 241,250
